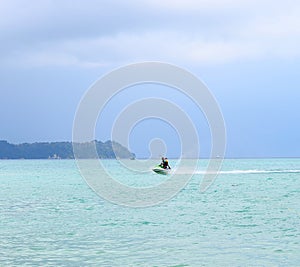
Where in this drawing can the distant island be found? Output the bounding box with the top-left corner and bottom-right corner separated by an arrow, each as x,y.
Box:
0,140 -> 135,159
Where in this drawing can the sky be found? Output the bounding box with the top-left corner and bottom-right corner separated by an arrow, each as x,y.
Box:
0,0 -> 300,158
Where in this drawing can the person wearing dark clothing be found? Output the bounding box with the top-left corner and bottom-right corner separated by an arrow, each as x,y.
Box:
160,157 -> 171,169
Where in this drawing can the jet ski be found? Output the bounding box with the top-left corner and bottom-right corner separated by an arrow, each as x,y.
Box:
152,165 -> 170,175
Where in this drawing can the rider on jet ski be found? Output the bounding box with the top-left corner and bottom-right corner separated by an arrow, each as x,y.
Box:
159,157 -> 171,169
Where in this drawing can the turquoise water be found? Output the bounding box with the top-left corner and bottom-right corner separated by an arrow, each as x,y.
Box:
1,159 -> 299,266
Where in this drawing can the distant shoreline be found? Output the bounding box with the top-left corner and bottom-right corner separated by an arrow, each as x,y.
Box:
0,140 -> 135,160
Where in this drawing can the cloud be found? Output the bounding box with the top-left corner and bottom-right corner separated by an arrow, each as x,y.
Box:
0,32 -> 257,68
1,0 -> 300,68
4,50 -> 104,69
142,0 -> 264,10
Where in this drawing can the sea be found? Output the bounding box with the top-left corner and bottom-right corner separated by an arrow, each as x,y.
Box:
0,159 -> 299,266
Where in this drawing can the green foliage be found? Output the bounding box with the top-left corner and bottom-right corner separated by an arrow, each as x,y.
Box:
0,140 -> 135,159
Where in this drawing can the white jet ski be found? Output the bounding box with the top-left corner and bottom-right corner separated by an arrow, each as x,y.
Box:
152,165 -> 170,175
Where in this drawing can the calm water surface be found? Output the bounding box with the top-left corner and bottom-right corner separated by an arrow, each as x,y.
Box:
0,159 -> 299,266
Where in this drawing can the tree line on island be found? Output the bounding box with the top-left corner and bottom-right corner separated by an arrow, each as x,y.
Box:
0,140 -> 135,159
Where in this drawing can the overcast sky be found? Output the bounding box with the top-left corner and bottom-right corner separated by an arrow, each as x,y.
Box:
1,0 -> 300,157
